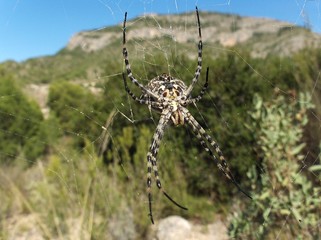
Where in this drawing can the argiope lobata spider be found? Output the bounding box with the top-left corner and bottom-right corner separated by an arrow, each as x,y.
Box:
122,7 -> 251,224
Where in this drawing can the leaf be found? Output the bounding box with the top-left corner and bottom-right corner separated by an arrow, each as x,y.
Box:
263,207 -> 271,220
291,207 -> 302,223
290,143 -> 305,155
309,165 -> 321,172
259,191 -> 270,200
280,209 -> 291,215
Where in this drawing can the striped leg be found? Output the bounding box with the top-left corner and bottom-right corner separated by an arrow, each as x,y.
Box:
147,109 -> 188,224
185,7 -> 203,97
122,12 -> 159,99
184,67 -> 209,105
122,73 -> 162,108
183,108 -> 252,199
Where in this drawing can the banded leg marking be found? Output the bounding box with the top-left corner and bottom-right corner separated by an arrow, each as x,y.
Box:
185,7 -> 203,96
122,73 -> 162,108
184,67 -> 209,105
122,12 -> 159,99
183,109 -> 252,199
146,110 -> 188,224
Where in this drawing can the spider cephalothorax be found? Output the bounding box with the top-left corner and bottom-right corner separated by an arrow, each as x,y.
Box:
142,74 -> 188,125
121,7 -> 251,224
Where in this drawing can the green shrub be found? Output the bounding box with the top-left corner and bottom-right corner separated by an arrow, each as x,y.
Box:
229,92 -> 321,239
0,71 -> 44,164
48,81 -> 106,147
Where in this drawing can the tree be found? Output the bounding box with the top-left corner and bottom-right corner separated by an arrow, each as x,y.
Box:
48,81 -> 106,147
0,70 -> 44,163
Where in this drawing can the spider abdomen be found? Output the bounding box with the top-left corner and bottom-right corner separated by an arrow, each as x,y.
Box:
142,74 -> 187,101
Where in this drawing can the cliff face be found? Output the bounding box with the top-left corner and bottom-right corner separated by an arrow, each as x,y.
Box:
2,10 -> 320,86
66,11 -> 321,57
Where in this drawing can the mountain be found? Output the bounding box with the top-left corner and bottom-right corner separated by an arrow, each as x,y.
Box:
2,10 -> 321,87
68,11 -> 321,58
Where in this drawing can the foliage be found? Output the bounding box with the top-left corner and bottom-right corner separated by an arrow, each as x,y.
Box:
0,70 -> 45,163
229,92 -> 321,239
48,80 -> 107,147
2,37 -> 321,238
105,123 -> 217,228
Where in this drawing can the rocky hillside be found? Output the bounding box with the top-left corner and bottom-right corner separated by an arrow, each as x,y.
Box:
67,11 -> 321,58
2,10 -> 321,87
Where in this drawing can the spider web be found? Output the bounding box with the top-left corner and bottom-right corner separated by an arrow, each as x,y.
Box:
1,0 -> 321,239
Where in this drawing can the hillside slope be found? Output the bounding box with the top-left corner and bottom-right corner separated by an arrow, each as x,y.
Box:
68,11 -> 320,57
1,10 -> 320,86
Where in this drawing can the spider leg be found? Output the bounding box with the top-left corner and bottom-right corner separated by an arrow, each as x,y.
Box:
182,108 -> 252,199
147,108 -> 188,224
184,67 -> 209,105
122,12 -> 159,99
122,73 -> 163,109
185,6 -> 203,97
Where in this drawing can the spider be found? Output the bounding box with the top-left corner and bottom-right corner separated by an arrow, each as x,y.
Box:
122,7 -> 251,224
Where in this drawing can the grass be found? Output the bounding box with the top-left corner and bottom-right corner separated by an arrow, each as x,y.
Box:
0,138 -> 220,239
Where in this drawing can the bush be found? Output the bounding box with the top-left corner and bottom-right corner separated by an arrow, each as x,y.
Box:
0,71 -> 44,164
48,81 -> 106,147
229,92 -> 321,239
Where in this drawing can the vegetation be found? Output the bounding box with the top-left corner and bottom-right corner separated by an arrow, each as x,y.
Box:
48,80 -> 106,147
1,36 -> 321,238
229,93 -> 321,239
0,69 -> 45,164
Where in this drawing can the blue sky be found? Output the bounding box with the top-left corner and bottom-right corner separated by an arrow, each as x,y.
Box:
0,0 -> 320,62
